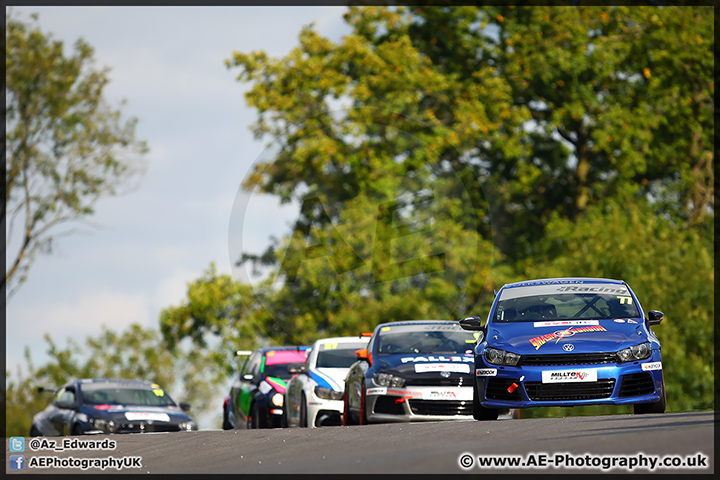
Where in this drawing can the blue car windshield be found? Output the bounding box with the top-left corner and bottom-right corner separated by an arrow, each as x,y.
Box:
80,384 -> 176,407
494,292 -> 641,322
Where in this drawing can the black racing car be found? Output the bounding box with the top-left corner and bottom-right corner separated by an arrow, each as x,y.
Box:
343,320 -> 518,425
224,346 -> 310,429
30,378 -> 197,436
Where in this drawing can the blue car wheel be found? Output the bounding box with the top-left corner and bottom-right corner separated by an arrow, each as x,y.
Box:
472,377 -> 498,421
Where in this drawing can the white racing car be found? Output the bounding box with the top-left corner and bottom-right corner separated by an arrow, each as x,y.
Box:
285,335 -> 370,428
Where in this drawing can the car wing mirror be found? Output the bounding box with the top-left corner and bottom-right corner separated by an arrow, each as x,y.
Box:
179,402 -> 191,412
459,316 -> 484,331
355,348 -> 372,366
55,399 -> 74,410
242,373 -> 254,381
648,310 -> 664,326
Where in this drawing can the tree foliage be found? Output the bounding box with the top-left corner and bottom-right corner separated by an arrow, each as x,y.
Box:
227,5 -> 713,261
4,12 -> 148,298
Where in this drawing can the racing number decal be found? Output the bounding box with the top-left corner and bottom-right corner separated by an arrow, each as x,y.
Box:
617,296 -> 633,304
324,343 -> 338,350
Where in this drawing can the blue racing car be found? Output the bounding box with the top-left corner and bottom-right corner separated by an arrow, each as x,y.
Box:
459,277 -> 666,419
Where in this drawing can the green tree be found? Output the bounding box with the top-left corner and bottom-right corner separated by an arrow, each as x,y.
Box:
485,6 -> 714,256
227,6 -> 713,263
159,263 -> 267,376
4,12 -> 148,298
5,324 -> 220,437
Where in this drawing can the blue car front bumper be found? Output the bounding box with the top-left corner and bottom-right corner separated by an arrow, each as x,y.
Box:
475,351 -> 664,409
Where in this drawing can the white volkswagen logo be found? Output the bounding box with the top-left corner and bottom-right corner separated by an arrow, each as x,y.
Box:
562,344 -> 575,352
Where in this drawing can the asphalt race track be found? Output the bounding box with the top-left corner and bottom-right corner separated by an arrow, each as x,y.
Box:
7,411 -> 714,475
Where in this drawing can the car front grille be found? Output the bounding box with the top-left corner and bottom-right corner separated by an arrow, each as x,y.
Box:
485,378 -> 523,401
524,379 -> 616,401
115,422 -> 182,434
314,410 -> 342,427
408,400 -> 472,416
519,353 -> 619,366
373,396 -> 405,415
619,372 -> 656,397
404,377 -> 467,387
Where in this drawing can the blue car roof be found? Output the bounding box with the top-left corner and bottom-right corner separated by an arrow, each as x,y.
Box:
501,277 -> 625,289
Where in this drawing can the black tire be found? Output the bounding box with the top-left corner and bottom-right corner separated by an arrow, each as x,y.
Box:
342,389 -> 354,426
359,381 -> 368,425
634,374 -> 667,414
30,425 -> 41,437
71,424 -> 83,436
250,403 -> 263,429
300,392 -> 308,428
222,404 -> 233,430
472,377 -> 499,421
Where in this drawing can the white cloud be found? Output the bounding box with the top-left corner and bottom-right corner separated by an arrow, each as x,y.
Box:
151,267 -> 207,313
7,290 -> 152,369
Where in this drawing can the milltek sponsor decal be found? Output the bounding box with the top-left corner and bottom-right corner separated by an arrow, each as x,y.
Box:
415,363 -> 470,373
124,412 -> 169,422
541,369 -> 598,383
529,326 -> 607,350
641,362 -> 662,371
400,355 -> 474,363
385,387 -> 472,401
476,369 -> 498,376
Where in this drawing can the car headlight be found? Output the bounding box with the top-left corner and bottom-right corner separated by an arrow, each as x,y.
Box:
373,372 -> 405,387
484,347 -> 520,366
617,342 -> 652,362
92,419 -> 117,433
271,393 -> 284,407
178,421 -> 197,431
314,386 -> 344,400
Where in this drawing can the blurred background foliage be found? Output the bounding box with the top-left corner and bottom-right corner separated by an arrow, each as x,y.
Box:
7,5 -> 713,435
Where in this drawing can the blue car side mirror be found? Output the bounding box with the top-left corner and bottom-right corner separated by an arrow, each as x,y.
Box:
647,310 -> 664,326
459,316 -> 484,331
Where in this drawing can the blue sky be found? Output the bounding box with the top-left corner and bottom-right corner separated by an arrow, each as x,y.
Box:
5,6 -> 351,412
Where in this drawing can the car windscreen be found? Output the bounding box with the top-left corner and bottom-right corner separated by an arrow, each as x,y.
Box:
495,284 -> 640,322
375,324 -> 477,355
263,362 -> 303,380
80,384 -> 176,407
316,342 -> 368,368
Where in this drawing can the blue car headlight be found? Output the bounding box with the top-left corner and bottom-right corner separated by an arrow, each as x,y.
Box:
373,372 -> 405,387
484,347 -> 520,366
617,342 -> 652,362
